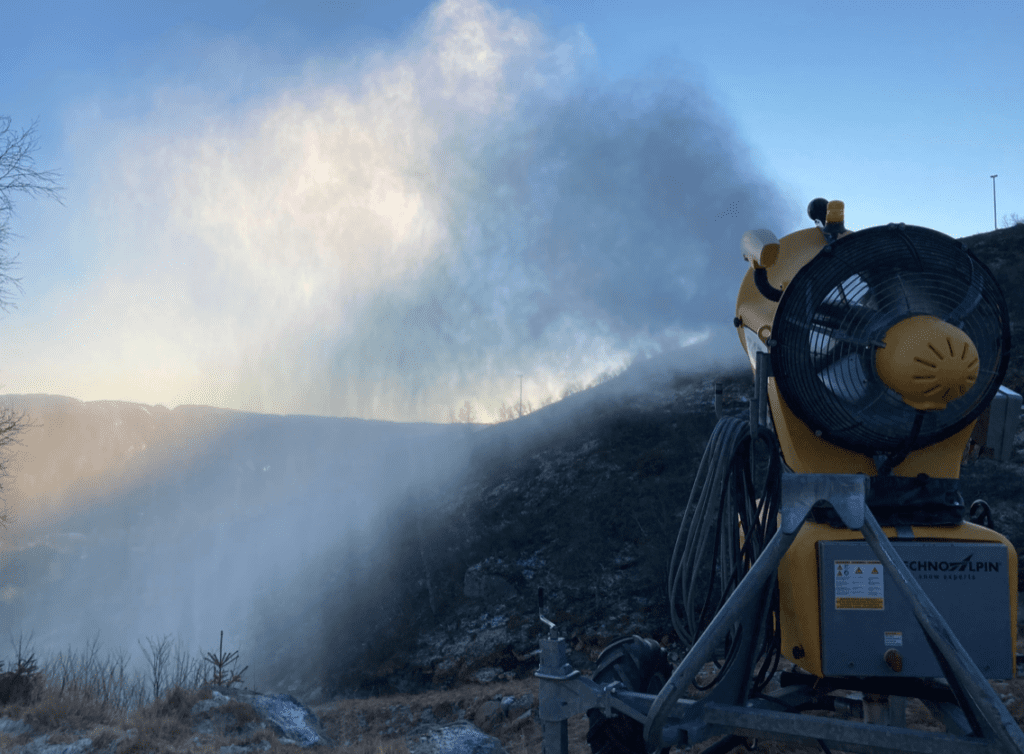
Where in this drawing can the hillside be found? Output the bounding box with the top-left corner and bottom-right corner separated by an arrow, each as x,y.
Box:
300,223 -> 1024,701
0,223 -> 1021,721
960,223 -> 1024,394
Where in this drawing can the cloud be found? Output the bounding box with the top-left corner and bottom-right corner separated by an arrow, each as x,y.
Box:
11,0 -> 796,421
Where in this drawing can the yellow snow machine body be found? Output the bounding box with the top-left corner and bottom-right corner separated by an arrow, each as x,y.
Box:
536,198 -> 1024,754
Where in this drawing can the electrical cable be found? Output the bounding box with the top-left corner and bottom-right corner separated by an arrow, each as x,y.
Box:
667,415 -> 782,694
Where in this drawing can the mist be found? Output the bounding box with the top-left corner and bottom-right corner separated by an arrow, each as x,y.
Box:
0,396 -> 477,701
7,0 -> 797,423
1,0 -> 800,705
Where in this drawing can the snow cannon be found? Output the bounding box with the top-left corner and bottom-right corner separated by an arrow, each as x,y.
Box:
535,198 -> 1024,754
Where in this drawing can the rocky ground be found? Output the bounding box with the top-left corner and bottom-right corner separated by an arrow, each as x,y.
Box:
6,656 -> 1024,754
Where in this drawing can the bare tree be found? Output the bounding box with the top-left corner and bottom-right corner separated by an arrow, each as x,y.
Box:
0,116 -> 63,529
497,397 -> 533,422
447,400 -> 478,423
457,400 -> 477,424
497,400 -> 516,422
561,381 -> 582,399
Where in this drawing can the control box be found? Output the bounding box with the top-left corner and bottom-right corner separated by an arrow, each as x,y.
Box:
818,539 -> 1012,678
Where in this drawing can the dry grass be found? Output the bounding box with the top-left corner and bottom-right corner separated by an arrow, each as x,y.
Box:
313,676 -> 552,754
0,631 -> 555,754
1,631 -> 1024,754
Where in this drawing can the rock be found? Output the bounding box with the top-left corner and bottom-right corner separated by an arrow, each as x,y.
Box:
0,717 -> 35,737
505,693 -> 534,718
197,685 -> 335,748
472,700 -> 503,733
497,692 -> 532,717
406,722 -> 508,754
189,690 -> 268,741
508,709 -> 533,731
471,668 -> 501,684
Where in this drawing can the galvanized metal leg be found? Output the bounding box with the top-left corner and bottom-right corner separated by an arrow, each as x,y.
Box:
643,525 -> 799,752
859,504 -> 1024,753
863,693 -> 906,726
538,635 -> 580,754
542,718 -> 569,754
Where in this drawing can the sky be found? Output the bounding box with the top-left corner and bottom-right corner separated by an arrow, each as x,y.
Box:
1,0 -> 1021,424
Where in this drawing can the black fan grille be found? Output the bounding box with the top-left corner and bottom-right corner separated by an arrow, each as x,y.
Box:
770,224 -> 1010,455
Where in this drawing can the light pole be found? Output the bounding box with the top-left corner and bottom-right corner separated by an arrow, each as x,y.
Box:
519,374 -> 523,417
991,174 -> 998,230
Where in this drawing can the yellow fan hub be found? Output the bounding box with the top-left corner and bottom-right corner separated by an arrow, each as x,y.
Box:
875,315 -> 979,410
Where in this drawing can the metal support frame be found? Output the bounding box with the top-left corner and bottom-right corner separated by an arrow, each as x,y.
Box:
536,473 -> 1024,754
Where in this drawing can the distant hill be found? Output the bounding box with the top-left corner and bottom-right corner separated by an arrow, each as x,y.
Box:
0,394 -> 466,538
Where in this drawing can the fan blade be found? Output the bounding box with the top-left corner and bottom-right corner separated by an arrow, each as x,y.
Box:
816,351 -> 873,405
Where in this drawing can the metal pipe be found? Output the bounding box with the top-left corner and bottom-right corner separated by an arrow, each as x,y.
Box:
859,505 -> 1024,753
992,175 -> 998,230
756,350 -> 770,430
538,636 -> 574,754
699,701 -> 994,754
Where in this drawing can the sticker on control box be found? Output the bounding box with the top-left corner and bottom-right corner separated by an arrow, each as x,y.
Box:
834,560 -> 884,610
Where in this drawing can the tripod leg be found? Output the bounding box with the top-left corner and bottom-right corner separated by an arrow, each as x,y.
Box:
643,526 -> 799,752
860,506 -> 1024,754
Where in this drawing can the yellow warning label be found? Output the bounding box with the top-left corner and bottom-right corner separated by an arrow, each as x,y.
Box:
835,560 -> 884,610
837,597 -> 884,609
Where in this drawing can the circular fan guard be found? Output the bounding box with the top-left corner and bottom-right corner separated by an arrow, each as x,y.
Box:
770,224 -> 1010,456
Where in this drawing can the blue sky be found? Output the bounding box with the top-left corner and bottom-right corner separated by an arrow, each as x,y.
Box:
1,0 -> 1021,422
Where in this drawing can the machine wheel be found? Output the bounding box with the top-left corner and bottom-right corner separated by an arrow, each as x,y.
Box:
586,636 -> 672,754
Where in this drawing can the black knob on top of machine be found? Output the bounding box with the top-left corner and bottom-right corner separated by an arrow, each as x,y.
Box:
807,197 -> 829,225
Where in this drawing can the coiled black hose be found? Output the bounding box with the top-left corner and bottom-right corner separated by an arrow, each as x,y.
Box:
667,415 -> 783,694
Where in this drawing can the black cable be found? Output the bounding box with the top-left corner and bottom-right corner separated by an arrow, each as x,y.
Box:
748,426 -> 783,696
969,499 -> 995,529
668,417 -> 783,694
878,409 -> 925,476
